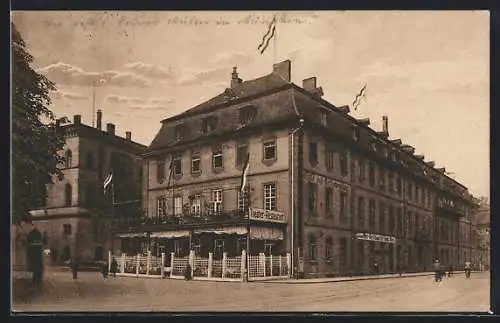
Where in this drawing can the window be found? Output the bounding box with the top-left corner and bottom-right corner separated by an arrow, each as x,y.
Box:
379,202 -> 386,232
416,186 -> 420,204
157,160 -> 166,183
369,161 -> 375,186
201,117 -> 217,135
339,238 -> 347,267
191,153 -> 201,174
86,152 -> 94,169
309,142 -> 318,165
369,199 -> 376,227
189,194 -> 202,216
308,183 -> 317,213
64,183 -> 72,206
352,126 -> 360,141
238,187 -> 249,214
397,207 -> 403,235
340,192 -> 348,221
320,111 -> 328,126
65,150 -> 72,168
358,158 -> 365,182
408,182 -> 413,200
371,141 -> 378,152
212,148 -> 223,170
358,196 -> 365,228
192,237 -> 201,256
325,237 -> 333,262
212,190 -> 223,214
264,183 -> 277,211
174,196 -> 183,216
173,157 -> 182,176
379,169 -> 386,191
239,105 -> 257,125
156,196 -> 166,217
308,234 -> 317,261
174,124 -> 184,142
214,239 -> 224,257
174,240 -> 183,256
340,150 -> 348,175
63,224 -> 72,235
263,139 -> 277,160
325,148 -> 334,170
388,205 -> 395,233
84,184 -> 93,207
397,176 -> 402,196
236,143 -> 248,168
388,172 -> 395,193
325,187 -> 333,216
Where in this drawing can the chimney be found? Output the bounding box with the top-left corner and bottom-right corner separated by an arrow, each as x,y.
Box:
73,115 -> 81,125
126,131 -> 132,141
231,66 -> 242,88
272,60 -> 291,82
382,116 -> 389,135
302,77 -> 324,97
96,109 -> 102,130
106,123 -> 115,135
338,105 -> 350,114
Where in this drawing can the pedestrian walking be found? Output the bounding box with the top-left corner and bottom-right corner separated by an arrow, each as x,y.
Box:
465,261 -> 471,278
183,264 -> 192,281
69,257 -> 79,280
447,264 -> 454,278
373,261 -> 379,275
433,259 -> 441,282
101,260 -> 109,279
110,257 -> 118,278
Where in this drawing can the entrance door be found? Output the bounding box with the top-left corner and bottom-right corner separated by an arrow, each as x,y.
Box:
94,246 -> 104,261
264,243 -> 273,276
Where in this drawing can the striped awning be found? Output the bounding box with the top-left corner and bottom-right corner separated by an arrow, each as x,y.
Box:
250,227 -> 283,241
116,232 -> 148,238
194,227 -> 247,235
150,230 -> 190,239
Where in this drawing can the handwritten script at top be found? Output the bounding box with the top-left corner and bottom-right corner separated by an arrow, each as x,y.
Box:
42,14 -> 317,29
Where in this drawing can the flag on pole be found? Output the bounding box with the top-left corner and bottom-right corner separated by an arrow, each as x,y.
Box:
103,173 -> 113,195
240,153 -> 250,193
258,16 -> 277,55
167,158 -> 175,187
352,84 -> 367,111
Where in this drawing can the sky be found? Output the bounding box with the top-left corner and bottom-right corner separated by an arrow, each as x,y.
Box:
11,11 -> 490,198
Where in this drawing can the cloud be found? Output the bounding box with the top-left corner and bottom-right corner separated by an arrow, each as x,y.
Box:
210,51 -> 253,66
105,95 -> 146,104
124,62 -> 175,80
149,97 -> 175,105
37,62 -> 150,88
129,104 -> 167,111
51,90 -> 89,101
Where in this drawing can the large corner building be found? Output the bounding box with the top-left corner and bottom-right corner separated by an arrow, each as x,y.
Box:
113,60 -> 476,278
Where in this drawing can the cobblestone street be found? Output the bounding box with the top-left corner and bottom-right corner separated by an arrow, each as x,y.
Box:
12,271 -> 490,312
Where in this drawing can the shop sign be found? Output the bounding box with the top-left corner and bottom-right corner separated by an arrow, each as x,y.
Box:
304,173 -> 351,191
355,232 -> 396,244
249,208 -> 285,223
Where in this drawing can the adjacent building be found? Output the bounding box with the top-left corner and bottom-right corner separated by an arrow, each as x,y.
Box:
28,111 -> 146,265
471,197 -> 490,271
112,60 -> 475,278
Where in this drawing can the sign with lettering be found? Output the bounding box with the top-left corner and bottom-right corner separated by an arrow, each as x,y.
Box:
304,173 -> 351,191
249,208 -> 285,223
355,232 -> 396,244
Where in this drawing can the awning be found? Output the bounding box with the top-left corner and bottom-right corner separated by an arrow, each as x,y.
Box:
250,227 -> 283,240
116,232 -> 147,238
150,230 -> 190,238
194,227 -> 247,235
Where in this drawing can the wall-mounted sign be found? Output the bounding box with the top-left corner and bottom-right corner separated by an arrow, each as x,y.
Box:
249,208 -> 285,223
355,232 -> 396,244
304,173 -> 351,191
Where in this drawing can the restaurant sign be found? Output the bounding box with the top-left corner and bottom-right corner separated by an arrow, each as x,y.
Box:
355,232 -> 396,244
249,208 -> 285,223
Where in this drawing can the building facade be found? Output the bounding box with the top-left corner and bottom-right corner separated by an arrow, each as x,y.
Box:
29,111 -> 146,265
471,197 -> 490,271
113,60 -> 475,278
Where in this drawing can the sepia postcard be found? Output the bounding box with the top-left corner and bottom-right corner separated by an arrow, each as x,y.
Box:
11,10 -> 490,313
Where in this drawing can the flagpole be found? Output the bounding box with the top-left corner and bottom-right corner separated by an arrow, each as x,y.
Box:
273,17 -> 277,64
92,82 -> 96,127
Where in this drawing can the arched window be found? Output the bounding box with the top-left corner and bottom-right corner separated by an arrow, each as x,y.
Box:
65,150 -> 72,168
86,152 -> 95,169
64,183 -> 72,206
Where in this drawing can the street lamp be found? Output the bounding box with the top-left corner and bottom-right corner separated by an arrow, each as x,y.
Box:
290,118 -> 304,279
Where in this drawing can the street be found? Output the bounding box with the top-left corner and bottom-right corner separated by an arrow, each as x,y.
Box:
12,270 -> 490,312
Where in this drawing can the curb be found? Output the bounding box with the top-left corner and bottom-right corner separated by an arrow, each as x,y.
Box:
254,272 -> 436,284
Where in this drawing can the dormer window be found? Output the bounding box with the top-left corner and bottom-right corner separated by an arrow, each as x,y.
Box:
320,110 -> 328,126
239,105 -> 257,125
201,117 -> 217,135
174,124 -> 184,142
352,126 -> 360,141
371,141 -> 378,152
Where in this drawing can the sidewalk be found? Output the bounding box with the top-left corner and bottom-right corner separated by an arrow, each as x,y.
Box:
257,271 -> 436,284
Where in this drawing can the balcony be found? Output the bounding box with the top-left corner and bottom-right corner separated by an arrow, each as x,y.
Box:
112,208 -> 287,233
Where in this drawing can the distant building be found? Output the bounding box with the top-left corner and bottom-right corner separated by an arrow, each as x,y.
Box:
28,111 -> 146,264
113,60 -> 475,278
471,197 -> 490,270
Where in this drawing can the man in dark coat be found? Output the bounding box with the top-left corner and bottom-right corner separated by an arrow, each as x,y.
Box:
110,257 -> 118,277
69,257 -> 79,279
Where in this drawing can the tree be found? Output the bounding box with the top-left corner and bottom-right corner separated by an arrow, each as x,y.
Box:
12,22 -> 66,224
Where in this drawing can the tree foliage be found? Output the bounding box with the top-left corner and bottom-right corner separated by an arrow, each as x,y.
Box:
12,22 -> 66,224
